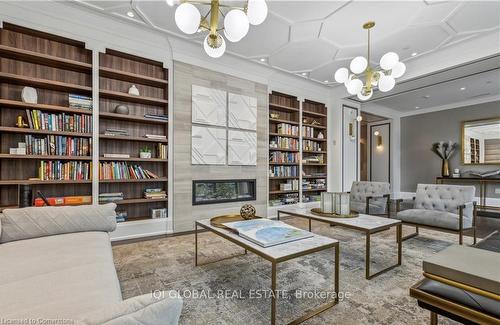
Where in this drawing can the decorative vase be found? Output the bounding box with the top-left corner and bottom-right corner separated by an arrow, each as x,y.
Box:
140,151 -> 151,159
114,104 -> 129,115
128,85 -> 140,96
21,86 -> 38,104
442,159 -> 450,177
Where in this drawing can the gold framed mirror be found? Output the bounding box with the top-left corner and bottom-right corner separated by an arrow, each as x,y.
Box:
462,117 -> 500,165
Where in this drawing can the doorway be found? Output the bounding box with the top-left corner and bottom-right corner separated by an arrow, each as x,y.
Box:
360,112 -> 390,182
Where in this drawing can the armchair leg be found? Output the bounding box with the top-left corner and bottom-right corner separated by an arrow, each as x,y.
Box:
473,227 -> 477,245
459,230 -> 463,245
416,226 -> 419,235
430,311 -> 438,325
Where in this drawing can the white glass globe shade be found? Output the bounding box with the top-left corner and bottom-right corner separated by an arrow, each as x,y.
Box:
356,115 -> 363,122
247,0 -> 268,25
175,3 -> 201,34
334,67 -> 349,83
346,79 -> 363,95
224,9 -> 249,42
166,0 -> 176,6
391,61 -> 406,78
350,56 -> 368,74
357,88 -> 373,101
344,74 -> 355,87
380,52 -> 399,70
378,74 -> 395,92
204,35 -> 226,58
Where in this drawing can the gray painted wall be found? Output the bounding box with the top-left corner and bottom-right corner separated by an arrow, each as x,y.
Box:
370,123 -> 391,183
172,61 -> 268,232
401,100 -> 500,198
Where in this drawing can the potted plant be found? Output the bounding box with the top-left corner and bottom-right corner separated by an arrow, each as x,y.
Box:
432,141 -> 457,177
139,146 -> 152,159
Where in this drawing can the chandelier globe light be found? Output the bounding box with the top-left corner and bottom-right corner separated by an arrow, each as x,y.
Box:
168,0 -> 268,58
334,21 -> 406,100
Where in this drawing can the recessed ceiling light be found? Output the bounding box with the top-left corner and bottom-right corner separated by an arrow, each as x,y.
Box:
423,95 -> 430,99
259,58 -> 266,62
324,80 -> 329,83
486,80 -> 492,84
127,11 -> 135,17
411,52 -> 418,57
301,72 -> 307,76
460,87 -> 466,91
415,106 -> 420,109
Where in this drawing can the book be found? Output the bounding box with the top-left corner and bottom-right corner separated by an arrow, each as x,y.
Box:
144,134 -> 166,139
222,219 -> 313,247
103,153 -> 130,158
34,195 -> 91,207
144,114 -> 168,121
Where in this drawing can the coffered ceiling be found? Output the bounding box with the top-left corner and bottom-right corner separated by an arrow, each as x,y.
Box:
76,0 -> 500,87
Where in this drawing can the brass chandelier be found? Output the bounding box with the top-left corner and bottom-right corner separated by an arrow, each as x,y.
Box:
334,21 -> 406,100
167,0 -> 268,58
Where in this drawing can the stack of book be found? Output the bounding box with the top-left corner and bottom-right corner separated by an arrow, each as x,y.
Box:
26,110 -> 92,133
144,114 -> 168,121
144,134 -> 166,141
303,155 -> 324,164
99,192 -> 124,203
150,208 -> 167,219
104,128 -> 128,136
34,195 -> 92,207
69,94 -> 92,110
144,188 -> 167,199
156,143 -> 167,159
99,162 -> 159,180
25,135 -> 91,156
103,153 -> 130,159
38,160 -> 91,180
116,211 -> 128,223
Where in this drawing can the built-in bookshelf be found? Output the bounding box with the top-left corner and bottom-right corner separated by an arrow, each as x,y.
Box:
98,49 -> 168,223
268,93 -> 328,207
268,91 -> 300,206
301,99 -> 327,203
0,23 -> 93,211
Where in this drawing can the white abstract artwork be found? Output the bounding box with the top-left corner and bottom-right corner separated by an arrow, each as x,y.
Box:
192,85 -> 227,126
228,93 -> 257,130
228,130 -> 257,166
192,126 -> 226,165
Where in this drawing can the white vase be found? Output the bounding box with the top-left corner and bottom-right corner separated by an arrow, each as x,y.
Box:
128,85 -> 140,96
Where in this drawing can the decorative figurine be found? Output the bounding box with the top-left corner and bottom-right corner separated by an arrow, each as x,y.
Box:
128,85 -> 140,96
317,132 -> 324,139
114,104 -> 130,115
21,86 -> 38,104
240,204 -> 256,220
15,113 -> 28,128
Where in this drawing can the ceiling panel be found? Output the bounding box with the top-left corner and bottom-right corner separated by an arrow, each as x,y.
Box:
447,2 -> 500,33
268,1 -> 347,22
269,39 -> 338,72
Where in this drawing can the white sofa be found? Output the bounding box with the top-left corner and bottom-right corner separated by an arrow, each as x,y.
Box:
0,203 -> 182,324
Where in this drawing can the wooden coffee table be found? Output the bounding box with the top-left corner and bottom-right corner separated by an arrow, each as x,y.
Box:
195,219 -> 340,325
277,208 -> 402,280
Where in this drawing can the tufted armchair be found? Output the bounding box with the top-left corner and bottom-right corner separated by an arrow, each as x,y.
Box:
393,184 -> 477,245
349,181 -> 391,216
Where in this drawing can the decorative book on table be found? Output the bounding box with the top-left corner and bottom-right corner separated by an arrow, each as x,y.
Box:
222,219 -> 313,247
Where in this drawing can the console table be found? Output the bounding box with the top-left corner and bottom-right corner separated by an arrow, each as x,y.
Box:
436,176 -> 500,212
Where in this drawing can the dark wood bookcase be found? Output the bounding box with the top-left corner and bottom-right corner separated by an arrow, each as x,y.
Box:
301,99 -> 327,202
0,23 -> 93,211
268,91 -> 300,206
98,49 -> 168,222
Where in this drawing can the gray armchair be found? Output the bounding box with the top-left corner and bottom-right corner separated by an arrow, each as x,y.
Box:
393,184 -> 477,245
349,181 -> 391,216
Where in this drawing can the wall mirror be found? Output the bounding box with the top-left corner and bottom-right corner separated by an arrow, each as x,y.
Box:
462,117 -> 500,165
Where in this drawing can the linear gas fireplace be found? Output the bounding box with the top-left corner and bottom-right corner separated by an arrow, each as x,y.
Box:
192,179 -> 256,205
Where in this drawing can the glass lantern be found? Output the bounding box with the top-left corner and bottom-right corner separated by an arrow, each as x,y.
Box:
335,192 -> 350,215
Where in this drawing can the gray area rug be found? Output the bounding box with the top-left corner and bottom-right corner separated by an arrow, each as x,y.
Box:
113,217 -> 466,324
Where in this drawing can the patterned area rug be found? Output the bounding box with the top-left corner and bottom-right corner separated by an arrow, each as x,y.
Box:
113,217 -> 467,325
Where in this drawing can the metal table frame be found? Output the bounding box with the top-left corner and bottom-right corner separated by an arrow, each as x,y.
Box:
195,221 -> 340,325
277,210 -> 402,280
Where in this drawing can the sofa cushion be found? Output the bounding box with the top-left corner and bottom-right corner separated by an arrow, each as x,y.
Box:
394,209 -> 472,230
414,184 -> 475,219
0,203 -> 117,243
0,231 -> 122,319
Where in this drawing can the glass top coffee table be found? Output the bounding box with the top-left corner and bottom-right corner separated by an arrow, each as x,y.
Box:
277,207 -> 402,280
195,218 -> 340,325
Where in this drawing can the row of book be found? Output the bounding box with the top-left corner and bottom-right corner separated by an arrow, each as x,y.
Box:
270,136 -> 299,150
279,179 -> 299,191
269,193 -> 299,206
157,143 -> 167,160
69,94 -> 92,110
34,195 -> 92,207
99,162 -> 159,180
38,160 -> 91,180
99,192 -> 124,203
116,211 -> 128,223
303,140 -> 323,152
302,126 -> 317,138
269,151 -> 299,164
269,165 -> 298,178
144,188 -> 166,199
25,135 -> 91,156
276,123 -> 299,136
26,110 -> 92,133
302,179 -> 326,190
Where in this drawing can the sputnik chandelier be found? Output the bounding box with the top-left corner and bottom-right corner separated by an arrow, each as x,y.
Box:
167,0 -> 268,58
334,21 -> 406,100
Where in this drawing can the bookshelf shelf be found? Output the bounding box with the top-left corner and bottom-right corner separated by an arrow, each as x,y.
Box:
269,162 -> 299,166
269,118 -> 299,125
269,190 -> 299,194
269,132 -> 299,139
0,99 -> 93,115
100,89 -> 167,106
302,123 -> 326,129
269,148 -> 299,152
269,103 -> 299,113
269,176 -> 299,180
0,179 -> 92,185
302,188 -> 327,192
115,198 -> 168,205
0,72 -> 92,94
302,110 -> 327,117
0,126 -> 92,138
0,44 -> 92,73
99,178 -> 168,183
303,136 -> 327,142
303,150 -> 326,154
99,111 -> 168,124
100,156 -> 167,162
99,134 -> 168,143
0,154 -> 91,160
99,66 -> 168,88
